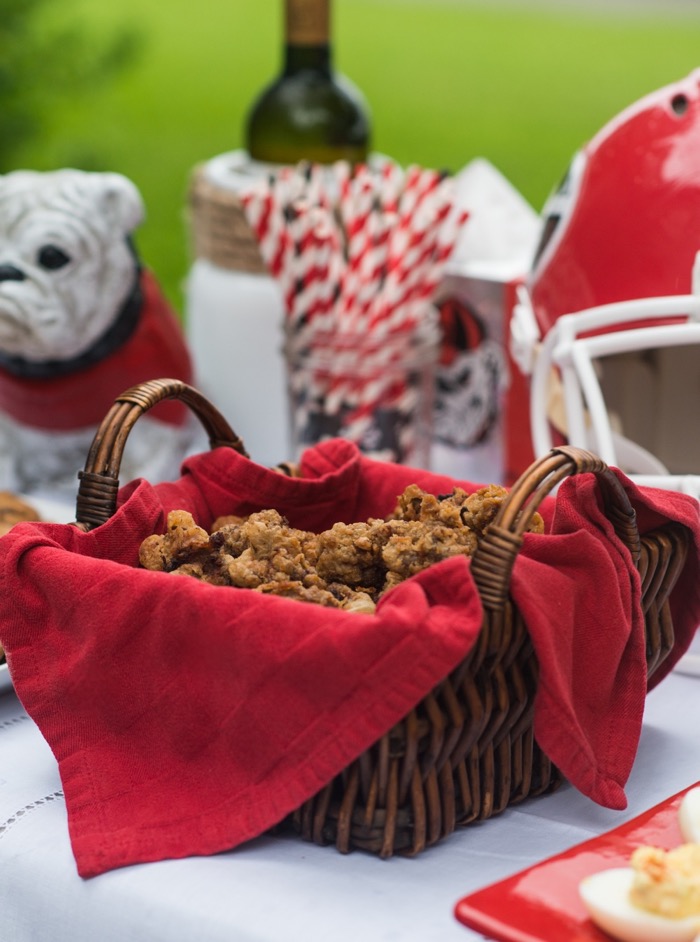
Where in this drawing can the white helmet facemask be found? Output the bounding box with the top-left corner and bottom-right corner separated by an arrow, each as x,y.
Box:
513,266 -> 700,499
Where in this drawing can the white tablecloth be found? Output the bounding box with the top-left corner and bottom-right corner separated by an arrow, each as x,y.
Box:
0,662 -> 698,942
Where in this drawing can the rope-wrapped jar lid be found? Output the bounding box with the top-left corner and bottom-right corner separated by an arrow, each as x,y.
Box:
187,151 -> 269,275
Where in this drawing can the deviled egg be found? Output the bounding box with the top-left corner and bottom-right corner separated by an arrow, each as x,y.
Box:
579,843 -> 700,942
680,788 -> 700,844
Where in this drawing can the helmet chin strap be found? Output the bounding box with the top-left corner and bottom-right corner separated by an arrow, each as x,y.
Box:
518,271 -> 700,495
692,249 -> 700,294
607,433 -> 670,476
544,366 -> 569,440
542,352 -> 672,476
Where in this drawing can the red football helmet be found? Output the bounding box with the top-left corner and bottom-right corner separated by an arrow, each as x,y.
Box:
511,69 -> 700,497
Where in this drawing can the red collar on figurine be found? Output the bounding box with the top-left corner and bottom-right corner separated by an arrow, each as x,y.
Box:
0,270 -> 192,430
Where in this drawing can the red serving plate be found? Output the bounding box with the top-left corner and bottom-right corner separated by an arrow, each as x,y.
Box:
454,781 -> 700,942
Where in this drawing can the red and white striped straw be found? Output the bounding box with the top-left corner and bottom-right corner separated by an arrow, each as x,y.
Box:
239,158 -> 469,460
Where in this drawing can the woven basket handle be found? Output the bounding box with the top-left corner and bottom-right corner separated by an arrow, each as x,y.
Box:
470,445 -> 642,611
75,378 -> 248,531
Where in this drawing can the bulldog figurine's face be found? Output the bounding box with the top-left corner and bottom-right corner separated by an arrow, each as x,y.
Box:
0,169 -> 144,362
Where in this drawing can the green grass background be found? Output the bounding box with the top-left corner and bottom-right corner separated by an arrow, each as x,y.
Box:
15,0 -> 700,316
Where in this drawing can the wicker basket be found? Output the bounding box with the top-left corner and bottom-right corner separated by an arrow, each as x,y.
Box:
74,378 -> 689,858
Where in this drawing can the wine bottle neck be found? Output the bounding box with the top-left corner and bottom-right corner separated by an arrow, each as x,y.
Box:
284,42 -> 332,75
283,0 -> 332,73
285,0 -> 330,43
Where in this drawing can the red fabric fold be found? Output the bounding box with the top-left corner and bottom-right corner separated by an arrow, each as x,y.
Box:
0,439 -> 697,878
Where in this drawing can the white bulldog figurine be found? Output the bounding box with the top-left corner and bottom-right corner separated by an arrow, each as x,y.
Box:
0,169 -> 196,499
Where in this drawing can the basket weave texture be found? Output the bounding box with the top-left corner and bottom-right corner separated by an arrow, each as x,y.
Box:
75,378 -> 689,858
187,164 -> 268,274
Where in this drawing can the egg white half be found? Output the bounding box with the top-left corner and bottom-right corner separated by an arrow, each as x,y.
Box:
579,867 -> 700,942
679,789 -> 700,844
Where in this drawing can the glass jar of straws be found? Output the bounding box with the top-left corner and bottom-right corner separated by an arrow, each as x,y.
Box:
284,315 -> 440,466
240,159 -> 467,467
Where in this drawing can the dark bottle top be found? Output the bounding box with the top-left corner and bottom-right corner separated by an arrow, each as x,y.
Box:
245,0 -> 371,165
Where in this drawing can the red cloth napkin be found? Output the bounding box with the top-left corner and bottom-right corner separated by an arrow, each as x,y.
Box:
0,439 -> 698,878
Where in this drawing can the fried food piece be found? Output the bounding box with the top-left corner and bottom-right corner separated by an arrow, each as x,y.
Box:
314,521 -> 385,591
137,481 -> 542,613
0,490 -> 43,659
464,484 -> 545,535
459,484 -> 518,535
212,510 -> 319,589
0,491 -> 41,536
391,482 -> 544,535
212,509 -> 317,561
380,518 -> 478,590
380,483 -> 545,588
327,584 -> 376,614
211,513 -> 246,532
391,483 -> 465,528
169,558 -> 232,586
256,579 -> 342,606
255,579 -> 376,613
139,510 -> 211,572
224,546 -> 311,588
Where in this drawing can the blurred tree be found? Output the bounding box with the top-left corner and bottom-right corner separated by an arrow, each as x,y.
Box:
0,0 -> 142,171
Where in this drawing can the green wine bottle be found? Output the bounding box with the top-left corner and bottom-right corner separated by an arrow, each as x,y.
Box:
245,0 -> 371,165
